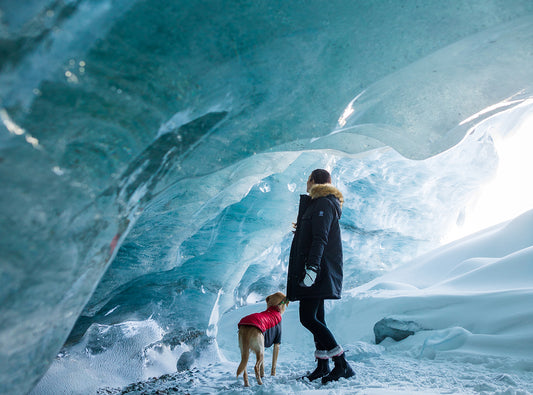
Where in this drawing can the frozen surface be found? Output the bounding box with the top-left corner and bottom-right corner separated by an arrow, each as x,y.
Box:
89,209 -> 533,394
31,108 -> 533,394
1,1 -> 533,394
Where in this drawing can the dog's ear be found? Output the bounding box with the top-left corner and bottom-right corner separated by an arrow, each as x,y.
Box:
266,295 -> 271,304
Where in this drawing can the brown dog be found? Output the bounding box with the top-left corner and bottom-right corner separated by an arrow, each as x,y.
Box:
236,291 -> 289,386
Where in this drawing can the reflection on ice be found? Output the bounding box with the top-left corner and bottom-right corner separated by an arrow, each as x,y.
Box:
336,17 -> 533,159
445,100 -> 533,241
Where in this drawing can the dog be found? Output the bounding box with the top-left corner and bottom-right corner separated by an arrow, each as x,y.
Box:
236,291 -> 289,386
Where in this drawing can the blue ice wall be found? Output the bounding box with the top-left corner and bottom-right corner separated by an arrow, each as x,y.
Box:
1,1 -> 533,394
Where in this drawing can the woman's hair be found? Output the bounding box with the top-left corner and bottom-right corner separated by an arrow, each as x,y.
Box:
310,169 -> 331,184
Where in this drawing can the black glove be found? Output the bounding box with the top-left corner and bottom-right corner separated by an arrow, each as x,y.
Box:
299,266 -> 318,287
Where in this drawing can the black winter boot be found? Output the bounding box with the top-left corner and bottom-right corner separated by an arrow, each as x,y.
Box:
305,358 -> 330,381
321,353 -> 355,384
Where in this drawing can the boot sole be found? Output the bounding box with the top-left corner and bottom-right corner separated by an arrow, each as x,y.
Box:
321,369 -> 355,384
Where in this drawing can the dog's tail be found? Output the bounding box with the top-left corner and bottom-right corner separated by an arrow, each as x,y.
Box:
236,328 -> 250,378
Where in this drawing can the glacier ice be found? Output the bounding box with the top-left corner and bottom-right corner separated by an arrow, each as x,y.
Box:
333,17 -> 533,159
1,1 -> 533,394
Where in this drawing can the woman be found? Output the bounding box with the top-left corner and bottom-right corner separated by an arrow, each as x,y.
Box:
286,169 -> 355,383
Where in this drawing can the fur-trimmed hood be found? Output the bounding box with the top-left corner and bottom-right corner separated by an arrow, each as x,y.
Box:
309,183 -> 344,207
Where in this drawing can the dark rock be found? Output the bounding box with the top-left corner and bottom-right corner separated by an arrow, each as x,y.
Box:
373,318 -> 424,344
175,332 -> 214,372
176,351 -> 195,372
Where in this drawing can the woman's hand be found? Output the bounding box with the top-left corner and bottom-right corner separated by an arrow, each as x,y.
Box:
299,266 -> 317,287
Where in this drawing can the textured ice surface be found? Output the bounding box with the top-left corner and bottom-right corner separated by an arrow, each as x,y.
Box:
2,1 -> 533,394
333,17 -> 533,159
31,107 -> 533,394
94,207 -> 533,393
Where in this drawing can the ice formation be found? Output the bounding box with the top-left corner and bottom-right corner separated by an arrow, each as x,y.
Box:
1,1 -> 533,394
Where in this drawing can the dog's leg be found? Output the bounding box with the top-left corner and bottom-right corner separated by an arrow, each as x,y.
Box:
271,343 -> 280,376
254,349 -> 264,385
259,339 -> 265,378
237,330 -> 250,387
243,369 -> 249,387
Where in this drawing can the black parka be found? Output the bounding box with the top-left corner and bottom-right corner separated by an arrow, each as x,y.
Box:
286,183 -> 344,301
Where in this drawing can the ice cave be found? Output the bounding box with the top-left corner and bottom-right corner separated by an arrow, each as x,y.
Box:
1,1 -> 533,394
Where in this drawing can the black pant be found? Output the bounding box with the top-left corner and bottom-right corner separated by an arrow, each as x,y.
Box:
299,298 -> 338,351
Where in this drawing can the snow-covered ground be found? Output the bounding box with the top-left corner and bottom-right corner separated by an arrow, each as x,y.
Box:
100,350 -> 533,394
97,209 -> 533,394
